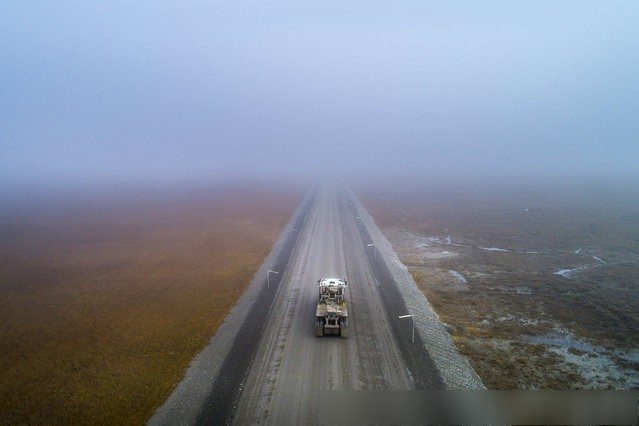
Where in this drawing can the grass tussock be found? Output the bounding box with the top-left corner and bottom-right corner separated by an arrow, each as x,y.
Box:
0,183 -> 302,424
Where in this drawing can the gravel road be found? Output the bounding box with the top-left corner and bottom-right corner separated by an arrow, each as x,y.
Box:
231,184 -> 418,424
150,183 -> 482,425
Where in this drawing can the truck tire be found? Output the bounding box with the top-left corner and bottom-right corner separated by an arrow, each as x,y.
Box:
315,320 -> 324,337
340,319 -> 349,338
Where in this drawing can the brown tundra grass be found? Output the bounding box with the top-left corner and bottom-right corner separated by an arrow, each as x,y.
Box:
0,183 -> 302,424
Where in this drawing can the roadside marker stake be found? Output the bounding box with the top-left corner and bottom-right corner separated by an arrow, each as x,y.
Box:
398,314 -> 414,343
267,270 -> 279,289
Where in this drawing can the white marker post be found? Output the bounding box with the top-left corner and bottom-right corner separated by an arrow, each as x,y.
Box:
398,314 -> 414,343
267,270 -> 279,289
367,243 -> 376,260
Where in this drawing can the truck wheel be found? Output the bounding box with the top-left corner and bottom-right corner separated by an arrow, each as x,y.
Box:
315,320 -> 324,337
340,320 -> 349,338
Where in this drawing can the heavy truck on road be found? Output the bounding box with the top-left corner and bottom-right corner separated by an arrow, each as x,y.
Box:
315,277 -> 349,337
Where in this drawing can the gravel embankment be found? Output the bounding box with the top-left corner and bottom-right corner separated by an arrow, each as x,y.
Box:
347,188 -> 485,390
148,188 -> 315,425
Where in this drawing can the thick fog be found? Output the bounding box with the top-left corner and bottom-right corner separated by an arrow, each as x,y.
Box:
2,1 -> 638,185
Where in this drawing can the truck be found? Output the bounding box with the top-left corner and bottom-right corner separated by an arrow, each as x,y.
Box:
315,277 -> 349,337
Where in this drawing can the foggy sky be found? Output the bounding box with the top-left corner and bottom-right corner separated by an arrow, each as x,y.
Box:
2,1 -> 638,184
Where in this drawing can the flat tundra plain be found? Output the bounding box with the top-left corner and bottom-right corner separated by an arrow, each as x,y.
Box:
359,181 -> 639,390
0,184 -> 301,424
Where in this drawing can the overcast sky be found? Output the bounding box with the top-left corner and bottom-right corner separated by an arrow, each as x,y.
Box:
2,1 -> 638,184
